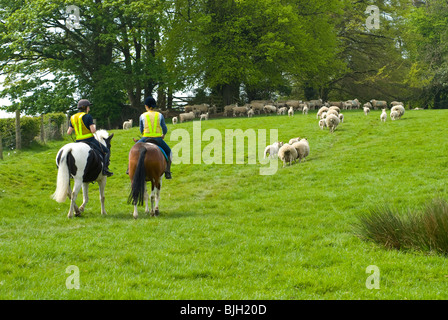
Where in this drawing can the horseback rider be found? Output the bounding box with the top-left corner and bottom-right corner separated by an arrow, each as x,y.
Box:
136,96 -> 172,179
67,99 -> 114,177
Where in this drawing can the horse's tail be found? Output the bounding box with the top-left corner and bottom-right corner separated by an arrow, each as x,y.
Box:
52,147 -> 72,203
128,147 -> 147,206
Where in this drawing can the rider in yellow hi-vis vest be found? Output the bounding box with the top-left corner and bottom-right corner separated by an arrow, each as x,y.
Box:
136,96 -> 172,179
67,99 -> 114,177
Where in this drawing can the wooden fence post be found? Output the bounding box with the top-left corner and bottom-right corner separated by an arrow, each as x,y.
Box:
0,134 -> 3,160
40,114 -> 45,143
15,109 -> 21,150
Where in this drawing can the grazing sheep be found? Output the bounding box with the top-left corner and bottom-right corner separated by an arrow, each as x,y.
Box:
319,119 -> 326,130
247,108 -> 254,117
123,119 -> 133,130
328,101 -> 344,108
278,143 -> 298,167
328,106 -> 340,114
370,99 -> 388,110
200,112 -> 209,121
285,100 -> 301,110
249,101 -> 266,115
172,116 -> 178,125
327,109 -> 339,118
277,106 -> 287,115
233,106 -> 248,117
292,138 -> 310,163
363,102 -> 372,109
390,101 -> 403,108
208,105 -> 217,114
179,111 -> 195,123
289,137 -> 301,145
263,104 -> 277,114
338,113 -> 344,123
263,141 -> 284,159
224,104 -> 238,117
390,110 -> 400,120
288,106 -> 294,117
325,114 -> 340,133
317,106 -> 329,119
320,112 -> 327,119
363,106 -> 370,116
391,105 -> 405,119
380,109 -> 387,122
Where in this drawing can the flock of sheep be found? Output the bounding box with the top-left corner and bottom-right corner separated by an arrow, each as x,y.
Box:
123,98 -> 409,169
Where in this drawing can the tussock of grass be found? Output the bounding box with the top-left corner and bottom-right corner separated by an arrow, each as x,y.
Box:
355,198 -> 448,255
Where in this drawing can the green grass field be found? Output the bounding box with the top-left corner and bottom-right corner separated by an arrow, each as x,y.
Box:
1,108 -> 448,300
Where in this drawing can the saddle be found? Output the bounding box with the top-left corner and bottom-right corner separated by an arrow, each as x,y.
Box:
133,137 -> 169,162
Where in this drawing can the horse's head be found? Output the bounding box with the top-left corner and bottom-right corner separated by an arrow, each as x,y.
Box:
95,130 -> 114,150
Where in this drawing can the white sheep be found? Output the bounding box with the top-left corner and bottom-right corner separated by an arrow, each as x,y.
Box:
363,106 -> 370,116
319,119 -> 326,130
278,143 -> 298,167
380,109 -> 387,122
302,105 -> 309,115
200,112 -> 209,121
327,109 -> 339,117
390,110 -> 399,120
123,119 -> 133,130
325,113 -> 340,133
263,141 -> 284,159
288,106 -> 294,117
338,113 -> 344,123
289,137 -> 301,145
321,111 -> 327,119
179,111 -> 195,123
317,106 -> 329,119
391,105 -> 405,119
277,107 -> 287,115
292,138 -> 309,163
172,116 -> 178,125
328,106 -> 340,114
248,108 -> 254,117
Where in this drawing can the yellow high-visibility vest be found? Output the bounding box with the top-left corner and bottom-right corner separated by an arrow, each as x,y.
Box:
142,111 -> 163,137
70,112 -> 94,140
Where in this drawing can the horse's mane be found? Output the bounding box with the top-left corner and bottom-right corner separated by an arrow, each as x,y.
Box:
94,129 -> 109,144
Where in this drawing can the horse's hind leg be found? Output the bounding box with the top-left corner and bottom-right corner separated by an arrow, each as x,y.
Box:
77,182 -> 89,216
98,178 -> 107,215
154,179 -> 162,216
144,182 -> 150,215
150,182 -> 156,217
68,180 -> 82,219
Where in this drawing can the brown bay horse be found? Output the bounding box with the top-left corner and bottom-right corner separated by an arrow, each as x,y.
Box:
127,142 -> 167,219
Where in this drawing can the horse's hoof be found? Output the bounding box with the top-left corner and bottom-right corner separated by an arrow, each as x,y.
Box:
154,209 -> 160,216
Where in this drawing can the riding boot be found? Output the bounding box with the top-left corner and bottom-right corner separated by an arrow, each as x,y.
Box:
164,160 -> 172,179
102,153 -> 114,177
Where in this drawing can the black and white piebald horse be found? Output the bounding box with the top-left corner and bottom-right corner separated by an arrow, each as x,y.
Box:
52,130 -> 114,218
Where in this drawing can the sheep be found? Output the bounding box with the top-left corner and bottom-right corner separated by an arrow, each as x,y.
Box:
390,110 -> 400,120
263,141 -> 284,159
277,106 -> 287,115
370,99 -> 388,110
289,137 -> 301,145
390,101 -> 403,108
288,106 -> 294,117
179,111 -> 195,123
247,108 -> 254,118
292,138 -> 310,163
338,113 -> 344,123
328,101 -> 344,108
208,105 -> 217,114
263,104 -> 277,114
123,119 -> 133,130
285,100 -> 301,110
319,119 -> 326,130
327,109 -> 339,118
278,143 -> 298,167
363,106 -> 370,116
325,113 -> 340,133
224,104 -> 238,117
302,105 -> 309,115
321,111 -> 327,119
380,109 -> 387,122
249,101 -> 266,114
328,106 -> 340,114
172,116 -> 178,125
391,105 -> 405,119
317,106 -> 329,119
200,112 -> 209,121
233,105 -> 248,117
